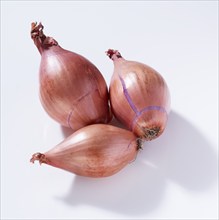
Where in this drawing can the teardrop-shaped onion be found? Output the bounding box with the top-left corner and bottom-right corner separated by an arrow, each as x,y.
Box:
31,22 -> 111,131
107,49 -> 171,140
30,124 -> 141,177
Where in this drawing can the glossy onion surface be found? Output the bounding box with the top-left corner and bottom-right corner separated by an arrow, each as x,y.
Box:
31,22 -> 111,131
30,124 -> 140,177
107,49 -> 171,140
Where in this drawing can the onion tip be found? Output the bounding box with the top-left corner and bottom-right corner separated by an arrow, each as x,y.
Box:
30,21 -> 58,54
30,152 -> 47,165
106,49 -> 122,60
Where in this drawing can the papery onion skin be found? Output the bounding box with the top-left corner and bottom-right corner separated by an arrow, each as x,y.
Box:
31,22 -> 111,131
30,124 -> 141,177
107,49 -> 171,141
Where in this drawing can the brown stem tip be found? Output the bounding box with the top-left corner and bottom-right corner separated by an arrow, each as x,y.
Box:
31,22 -> 45,40
137,138 -> 144,150
30,22 -> 58,50
106,49 -> 122,59
30,152 -> 48,165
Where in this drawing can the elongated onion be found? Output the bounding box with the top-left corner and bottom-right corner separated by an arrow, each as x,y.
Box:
31,22 -> 111,131
107,49 -> 171,140
30,124 -> 141,177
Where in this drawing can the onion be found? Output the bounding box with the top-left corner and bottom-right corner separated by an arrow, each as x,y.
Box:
30,124 -> 141,177
106,49 -> 171,140
31,22 -> 111,131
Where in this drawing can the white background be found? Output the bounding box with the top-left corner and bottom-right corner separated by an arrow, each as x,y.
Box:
1,1 -> 218,219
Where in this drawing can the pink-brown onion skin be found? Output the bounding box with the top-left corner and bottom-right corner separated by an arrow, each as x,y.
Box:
30,124 -> 140,177
31,22 -> 111,131
107,49 -> 171,140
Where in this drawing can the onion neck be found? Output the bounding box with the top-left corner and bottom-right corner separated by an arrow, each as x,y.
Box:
106,49 -> 125,62
31,22 -> 59,55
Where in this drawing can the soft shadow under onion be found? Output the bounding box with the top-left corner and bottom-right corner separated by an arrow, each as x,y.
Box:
57,111 -> 217,216
140,111 -> 217,191
60,161 -> 165,215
